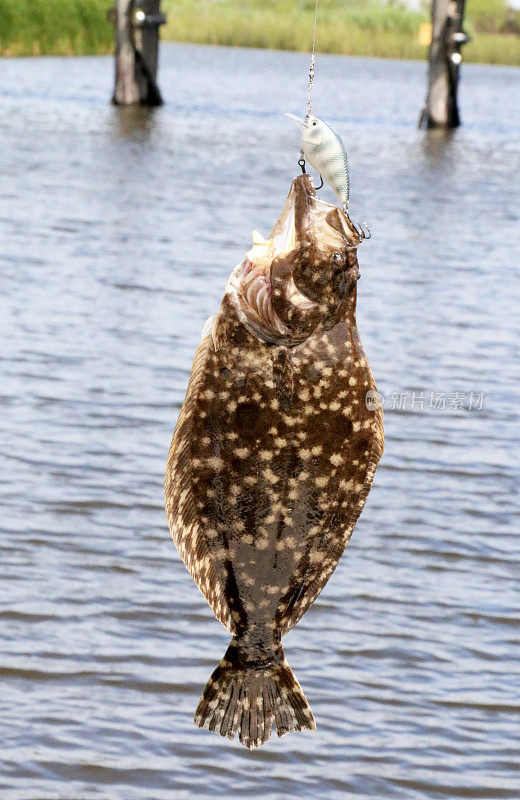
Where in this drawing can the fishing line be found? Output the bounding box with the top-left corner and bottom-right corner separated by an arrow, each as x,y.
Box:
290,0 -> 360,222
298,0 -> 320,172
306,0 -> 319,120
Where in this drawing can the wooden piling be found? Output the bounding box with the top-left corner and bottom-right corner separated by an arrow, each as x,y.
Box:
419,0 -> 469,129
111,0 -> 166,106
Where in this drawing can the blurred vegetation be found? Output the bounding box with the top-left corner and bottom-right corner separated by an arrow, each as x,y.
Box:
468,0 -> 520,34
161,0 -> 520,64
163,0 -> 426,58
0,0 -> 112,56
0,0 -> 519,63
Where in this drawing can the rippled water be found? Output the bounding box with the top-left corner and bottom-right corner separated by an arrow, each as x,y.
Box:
1,44 -> 519,799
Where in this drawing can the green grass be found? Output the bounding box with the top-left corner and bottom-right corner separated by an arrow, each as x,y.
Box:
0,0 -> 113,56
161,0 -> 520,65
0,0 -> 519,64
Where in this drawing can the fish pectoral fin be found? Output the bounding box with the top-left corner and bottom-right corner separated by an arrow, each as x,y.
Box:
252,229 -> 267,245
201,313 -> 217,341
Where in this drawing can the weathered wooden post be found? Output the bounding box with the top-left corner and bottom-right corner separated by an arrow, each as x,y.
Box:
110,0 -> 166,106
419,0 -> 470,128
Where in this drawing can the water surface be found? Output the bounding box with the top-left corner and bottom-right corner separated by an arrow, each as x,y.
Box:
1,44 -> 519,800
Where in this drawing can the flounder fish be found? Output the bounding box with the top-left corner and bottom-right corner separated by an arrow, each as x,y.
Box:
165,174 -> 384,749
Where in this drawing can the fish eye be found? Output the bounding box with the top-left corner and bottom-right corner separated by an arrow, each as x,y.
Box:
312,121 -> 317,126
332,252 -> 343,264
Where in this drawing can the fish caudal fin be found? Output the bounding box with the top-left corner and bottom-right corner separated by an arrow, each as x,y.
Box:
194,640 -> 316,749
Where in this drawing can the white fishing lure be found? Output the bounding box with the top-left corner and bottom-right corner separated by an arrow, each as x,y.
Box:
285,113 -> 350,208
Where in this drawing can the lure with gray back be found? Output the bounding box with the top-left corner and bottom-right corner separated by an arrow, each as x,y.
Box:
285,113 -> 350,207
165,175 -> 384,748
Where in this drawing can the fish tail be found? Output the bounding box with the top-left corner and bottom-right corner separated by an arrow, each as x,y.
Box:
194,638 -> 316,749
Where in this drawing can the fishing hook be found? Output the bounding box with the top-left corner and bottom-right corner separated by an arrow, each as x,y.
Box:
314,175 -> 324,191
298,156 -> 306,174
353,221 -> 371,241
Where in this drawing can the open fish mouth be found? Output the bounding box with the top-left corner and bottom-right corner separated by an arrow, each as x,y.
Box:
226,174 -> 363,345
227,175 -> 320,343
228,257 -> 291,339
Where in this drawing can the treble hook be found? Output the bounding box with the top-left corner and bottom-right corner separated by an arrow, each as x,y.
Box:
354,221 -> 371,241
314,175 -> 324,191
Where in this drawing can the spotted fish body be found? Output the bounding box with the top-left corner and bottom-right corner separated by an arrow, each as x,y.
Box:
165,175 -> 384,749
286,114 -> 350,207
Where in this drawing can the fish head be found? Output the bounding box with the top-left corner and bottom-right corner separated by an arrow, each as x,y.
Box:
284,113 -> 326,147
301,115 -> 326,148
286,179 -> 362,325
226,175 -> 364,347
